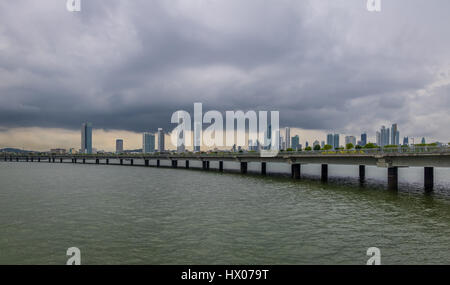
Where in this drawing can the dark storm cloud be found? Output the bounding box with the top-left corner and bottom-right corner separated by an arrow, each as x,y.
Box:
0,0 -> 449,139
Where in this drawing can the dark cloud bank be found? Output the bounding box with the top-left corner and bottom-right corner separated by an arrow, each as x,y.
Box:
0,0 -> 449,140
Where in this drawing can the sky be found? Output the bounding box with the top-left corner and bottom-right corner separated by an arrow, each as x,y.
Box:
0,0 -> 449,151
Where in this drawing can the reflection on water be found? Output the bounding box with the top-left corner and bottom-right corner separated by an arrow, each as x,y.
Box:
0,161 -> 449,264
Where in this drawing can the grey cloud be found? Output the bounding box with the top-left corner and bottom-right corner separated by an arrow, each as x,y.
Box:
0,0 -> 449,141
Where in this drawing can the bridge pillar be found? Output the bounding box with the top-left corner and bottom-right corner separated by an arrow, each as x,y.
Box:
202,161 -> 207,170
31,157 -> 33,162
219,161 -> 224,172
206,161 -> 210,170
321,164 -> 328,182
145,159 -> 149,166
424,167 -> 434,193
73,158 -> 76,163
26,157 -> 29,162
261,162 -> 266,175
359,165 -> 365,182
388,167 -> 398,191
156,160 -> 160,167
96,159 -> 99,164
130,159 -> 134,165
60,158 -> 63,163
106,159 -> 109,165
4,156 -> 6,161
120,159 -> 123,165
172,160 -> 177,168
240,162 -> 248,174
185,160 -> 189,169
48,158 -> 51,163
83,159 -> 86,164
52,158 -> 55,163
10,157 -> 12,162
291,164 -> 301,179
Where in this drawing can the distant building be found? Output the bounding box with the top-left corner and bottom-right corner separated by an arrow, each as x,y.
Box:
403,136 -> 409,146
421,137 -> 426,144
285,127 -> 291,149
345,136 -> 356,146
380,126 -> 390,147
143,133 -> 155,153
157,128 -> 165,152
376,131 -> 381,146
116,139 -> 123,153
321,141 -> 325,148
69,148 -> 77,154
81,122 -> 92,154
313,140 -> 320,148
291,135 -> 300,150
327,134 -> 334,146
50,148 -> 66,154
391,124 -> 400,145
305,141 -> 309,148
333,134 -> 340,149
361,133 -> 367,146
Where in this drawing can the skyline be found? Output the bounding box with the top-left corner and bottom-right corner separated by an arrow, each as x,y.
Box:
1,1 -> 450,149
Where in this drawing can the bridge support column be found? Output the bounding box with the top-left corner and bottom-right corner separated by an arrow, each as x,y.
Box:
4,157 -> 6,161
130,159 -> 133,165
219,161 -> 223,172
52,158 -> 55,163
291,164 -> 301,179
359,165 -> 366,182
31,158 -> 33,162
261,162 -> 266,175
96,159 -> 99,164
26,157 -> 29,162
388,167 -> 398,191
321,164 -> 328,182
60,158 -> 63,163
120,159 -> 123,165
185,160 -> 189,169
16,157 -> 19,162
145,159 -> 149,166
156,160 -> 160,167
106,159 -> 109,165
206,161 -> 210,170
10,157 -> 12,162
83,159 -> 86,164
172,160 -> 177,168
240,162 -> 248,174
73,158 -> 76,163
48,158 -> 51,163
424,167 -> 434,193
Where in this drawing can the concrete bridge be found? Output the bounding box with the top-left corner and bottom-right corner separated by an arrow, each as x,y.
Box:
2,147 -> 450,193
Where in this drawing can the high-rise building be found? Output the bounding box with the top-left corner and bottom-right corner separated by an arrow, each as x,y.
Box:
376,131 -> 381,146
403,136 -> 409,146
333,134 -> 340,149
421,137 -> 426,144
327,134 -> 334,147
361,133 -> 367,146
321,141 -> 325,148
291,135 -> 300,150
380,126 -> 390,147
285,127 -> 291,149
81,122 -> 92,154
345,136 -> 357,146
391,124 -> 400,145
142,133 -> 155,153
157,128 -> 165,152
116,139 -> 123,153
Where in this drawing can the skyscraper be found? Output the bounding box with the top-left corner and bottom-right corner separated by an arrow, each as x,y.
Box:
376,131 -> 381,146
333,134 -> 340,149
361,133 -> 367,146
403,136 -> 409,146
157,128 -> 165,152
81,122 -> 92,154
345,136 -> 356,146
116,139 -> 123,153
285,127 -> 291,149
327,134 -> 333,146
391,123 -> 400,145
380,126 -> 390,147
291,135 -> 300,150
421,137 -> 426,144
142,133 -> 155,153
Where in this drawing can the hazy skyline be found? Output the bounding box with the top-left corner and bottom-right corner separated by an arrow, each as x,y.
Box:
1,0 -> 449,150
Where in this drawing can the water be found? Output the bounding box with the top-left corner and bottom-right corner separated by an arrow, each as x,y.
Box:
0,161 -> 449,264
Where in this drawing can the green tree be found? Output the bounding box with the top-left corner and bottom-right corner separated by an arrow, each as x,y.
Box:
323,144 -> 333,150
305,146 -> 312,151
363,143 -> 377,149
313,145 -> 321,151
345,143 -> 354,150
355,145 -> 362,149
286,148 -> 294,152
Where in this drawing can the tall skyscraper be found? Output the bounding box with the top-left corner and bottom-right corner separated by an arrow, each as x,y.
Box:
157,128 -> 165,152
291,135 -> 300,150
333,134 -> 340,149
142,133 -> 155,153
81,122 -> 92,154
327,134 -> 334,147
116,139 -> 123,153
376,131 -> 381,146
391,123 -> 400,145
345,136 -> 356,146
285,127 -> 291,149
380,126 -> 390,147
403,136 -> 409,146
361,133 -> 367,146
421,137 -> 426,144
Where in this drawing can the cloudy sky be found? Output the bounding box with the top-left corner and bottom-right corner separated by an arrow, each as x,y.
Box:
0,0 -> 449,151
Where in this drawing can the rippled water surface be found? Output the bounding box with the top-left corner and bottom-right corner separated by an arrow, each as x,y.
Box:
0,161 -> 449,264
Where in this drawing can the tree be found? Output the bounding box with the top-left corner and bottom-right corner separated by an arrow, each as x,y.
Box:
286,148 -> 294,152
363,143 -> 377,149
346,143 -> 354,150
313,145 -> 321,151
305,146 -> 312,151
355,145 -> 362,149
323,144 -> 333,150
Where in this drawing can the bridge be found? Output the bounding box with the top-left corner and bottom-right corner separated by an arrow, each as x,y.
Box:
2,146 -> 450,193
